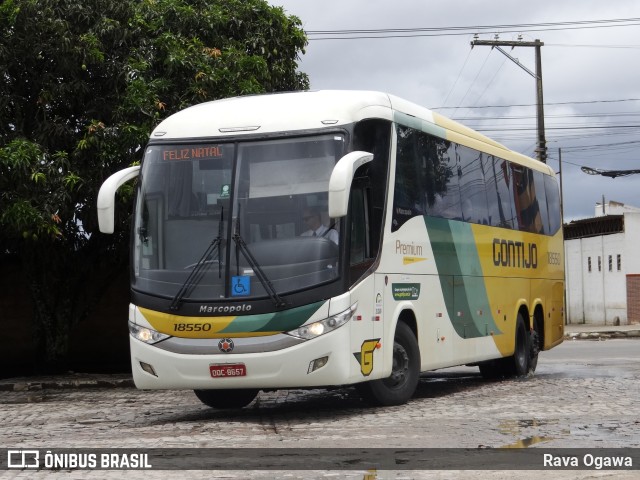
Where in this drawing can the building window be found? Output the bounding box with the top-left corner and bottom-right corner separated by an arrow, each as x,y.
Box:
608,255 -> 613,272
617,254 -> 622,271
588,257 -> 592,272
598,256 -> 602,272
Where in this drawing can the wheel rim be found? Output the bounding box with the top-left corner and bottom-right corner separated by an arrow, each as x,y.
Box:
384,341 -> 410,389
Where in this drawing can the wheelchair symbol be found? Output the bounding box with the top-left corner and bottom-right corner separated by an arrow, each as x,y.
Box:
231,276 -> 250,296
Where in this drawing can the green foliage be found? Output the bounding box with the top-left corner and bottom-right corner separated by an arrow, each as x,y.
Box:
0,139 -> 70,240
0,0 -> 308,368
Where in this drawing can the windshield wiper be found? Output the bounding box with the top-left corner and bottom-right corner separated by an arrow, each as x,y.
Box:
169,208 -> 224,311
232,208 -> 286,308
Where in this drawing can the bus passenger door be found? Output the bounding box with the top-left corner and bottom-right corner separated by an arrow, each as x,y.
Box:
348,184 -> 380,378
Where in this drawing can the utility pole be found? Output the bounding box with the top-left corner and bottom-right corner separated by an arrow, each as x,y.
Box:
558,147 -> 564,223
471,38 -> 547,163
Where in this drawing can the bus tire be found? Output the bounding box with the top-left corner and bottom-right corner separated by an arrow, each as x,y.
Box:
194,389 -> 259,409
509,313 -> 530,376
479,313 -> 530,379
357,322 -> 420,406
528,328 -> 540,373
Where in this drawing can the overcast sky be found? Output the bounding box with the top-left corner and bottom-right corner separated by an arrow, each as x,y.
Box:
269,0 -> 640,221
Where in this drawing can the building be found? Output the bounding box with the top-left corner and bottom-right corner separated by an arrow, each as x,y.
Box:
564,201 -> 640,325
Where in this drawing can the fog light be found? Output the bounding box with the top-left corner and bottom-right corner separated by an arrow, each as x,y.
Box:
139,361 -> 157,377
308,356 -> 329,374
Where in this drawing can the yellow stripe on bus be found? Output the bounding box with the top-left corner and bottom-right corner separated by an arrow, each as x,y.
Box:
138,307 -> 237,338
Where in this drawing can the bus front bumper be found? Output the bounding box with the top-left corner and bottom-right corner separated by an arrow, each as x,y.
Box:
129,329 -> 357,390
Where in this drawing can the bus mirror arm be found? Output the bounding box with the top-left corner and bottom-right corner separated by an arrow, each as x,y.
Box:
97,166 -> 141,234
328,151 -> 373,218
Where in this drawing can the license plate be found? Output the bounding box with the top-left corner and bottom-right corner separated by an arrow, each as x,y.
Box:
209,363 -> 247,378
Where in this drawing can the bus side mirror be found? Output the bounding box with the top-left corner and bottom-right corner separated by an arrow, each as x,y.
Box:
328,151 -> 373,218
97,166 -> 141,234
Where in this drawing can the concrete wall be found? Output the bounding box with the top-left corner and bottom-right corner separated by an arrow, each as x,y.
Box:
564,238 -> 584,324
565,212 -> 640,325
625,213 -> 640,323
623,213 -> 640,273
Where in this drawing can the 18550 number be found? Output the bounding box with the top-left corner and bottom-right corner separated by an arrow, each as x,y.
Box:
547,252 -> 562,265
173,323 -> 212,332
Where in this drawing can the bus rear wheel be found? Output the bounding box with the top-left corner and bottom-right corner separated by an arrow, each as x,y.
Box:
479,313 -> 530,379
357,322 -> 420,406
194,389 -> 259,409
528,328 -> 540,373
510,313 -> 530,376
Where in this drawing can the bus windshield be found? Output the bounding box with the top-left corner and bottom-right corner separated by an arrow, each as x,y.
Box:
133,134 -> 346,304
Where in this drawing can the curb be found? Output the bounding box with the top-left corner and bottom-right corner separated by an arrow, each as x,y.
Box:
565,330 -> 640,341
0,375 -> 134,392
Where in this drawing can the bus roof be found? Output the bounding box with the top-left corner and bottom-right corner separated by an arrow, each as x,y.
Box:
151,90 -> 553,175
151,90 -> 392,139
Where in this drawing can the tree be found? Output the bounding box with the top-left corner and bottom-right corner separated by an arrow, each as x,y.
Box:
0,0 -> 308,370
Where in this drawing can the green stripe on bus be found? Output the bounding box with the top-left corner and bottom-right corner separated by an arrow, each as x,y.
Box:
424,216 -> 500,339
217,313 -> 275,333
261,301 -> 325,332
219,301 -> 325,334
449,221 -> 502,337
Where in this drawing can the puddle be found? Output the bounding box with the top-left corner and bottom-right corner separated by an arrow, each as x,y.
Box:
498,418 -> 556,435
501,435 -> 555,448
497,419 -> 571,448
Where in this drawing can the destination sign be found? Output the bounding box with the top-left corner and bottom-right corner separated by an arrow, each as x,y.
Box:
162,146 -> 225,161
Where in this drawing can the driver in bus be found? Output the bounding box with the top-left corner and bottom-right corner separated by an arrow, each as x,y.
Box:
301,207 -> 339,244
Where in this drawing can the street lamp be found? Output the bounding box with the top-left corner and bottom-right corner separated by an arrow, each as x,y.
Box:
581,166 -> 640,178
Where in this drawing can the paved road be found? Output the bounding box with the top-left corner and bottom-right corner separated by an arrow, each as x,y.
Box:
1,339 -> 639,479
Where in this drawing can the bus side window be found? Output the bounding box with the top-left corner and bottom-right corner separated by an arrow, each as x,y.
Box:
348,185 -> 374,286
485,156 -> 516,229
544,174 -> 562,234
512,165 -> 543,233
353,118 -> 391,252
533,170 -> 550,234
457,146 -> 489,225
350,187 -> 368,265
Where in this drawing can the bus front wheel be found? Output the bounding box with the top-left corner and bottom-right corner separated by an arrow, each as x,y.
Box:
194,389 -> 259,409
356,322 -> 420,406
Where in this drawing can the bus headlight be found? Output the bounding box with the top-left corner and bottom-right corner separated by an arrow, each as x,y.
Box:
129,321 -> 170,344
288,303 -> 357,340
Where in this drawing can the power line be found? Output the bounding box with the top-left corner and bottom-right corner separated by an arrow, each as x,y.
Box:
478,124 -> 640,132
442,48 -> 473,107
432,98 -> 640,110
307,17 -> 640,34
468,57 -> 508,109
560,140 -> 640,152
455,112 -> 640,121
463,122 -> 640,131
547,43 -> 640,49
456,109 -> 640,120
307,17 -> 640,40
452,49 -> 494,115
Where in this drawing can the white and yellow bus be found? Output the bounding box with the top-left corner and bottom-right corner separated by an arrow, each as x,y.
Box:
98,91 -> 564,408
